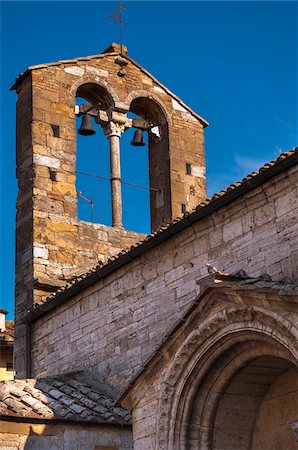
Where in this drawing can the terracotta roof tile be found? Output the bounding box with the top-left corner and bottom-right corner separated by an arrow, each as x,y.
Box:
0,374 -> 131,425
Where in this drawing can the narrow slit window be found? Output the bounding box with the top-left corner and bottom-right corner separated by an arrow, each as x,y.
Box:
186,163 -> 192,175
51,124 -> 60,138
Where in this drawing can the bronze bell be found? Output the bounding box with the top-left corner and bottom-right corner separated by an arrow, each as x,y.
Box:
78,115 -> 96,136
131,128 -> 145,146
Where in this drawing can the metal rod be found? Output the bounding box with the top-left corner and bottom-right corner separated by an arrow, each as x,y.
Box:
77,190 -> 95,223
76,170 -> 159,192
90,198 -> 94,224
118,2 -> 125,54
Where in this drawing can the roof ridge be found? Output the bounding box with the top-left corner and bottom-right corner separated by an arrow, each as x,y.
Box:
25,146 -> 298,321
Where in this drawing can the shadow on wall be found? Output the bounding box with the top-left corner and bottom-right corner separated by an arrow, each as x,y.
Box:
23,424 -> 132,450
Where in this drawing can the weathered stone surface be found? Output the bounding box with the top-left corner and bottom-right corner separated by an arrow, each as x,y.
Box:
15,48 -> 208,377
29,163 -> 298,401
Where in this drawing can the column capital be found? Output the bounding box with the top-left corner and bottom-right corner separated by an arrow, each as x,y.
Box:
103,122 -> 125,138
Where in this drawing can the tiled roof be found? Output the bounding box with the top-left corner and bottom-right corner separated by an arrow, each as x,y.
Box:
24,147 -> 298,323
0,374 -> 131,425
0,321 -> 14,343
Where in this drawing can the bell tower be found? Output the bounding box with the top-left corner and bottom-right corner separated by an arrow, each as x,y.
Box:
12,43 -> 208,377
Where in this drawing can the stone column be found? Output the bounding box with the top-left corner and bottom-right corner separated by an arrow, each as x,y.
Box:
104,122 -> 125,227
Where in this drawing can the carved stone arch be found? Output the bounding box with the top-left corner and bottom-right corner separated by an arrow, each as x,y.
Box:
156,306 -> 298,449
124,89 -> 172,125
71,76 -> 119,108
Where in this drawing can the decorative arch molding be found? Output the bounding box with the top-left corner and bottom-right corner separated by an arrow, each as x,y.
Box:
124,89 -> 172,125
156,305 -> 298,449
70,76 -> 119,106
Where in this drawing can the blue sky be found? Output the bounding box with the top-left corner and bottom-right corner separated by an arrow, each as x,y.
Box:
1,1 -> 297,319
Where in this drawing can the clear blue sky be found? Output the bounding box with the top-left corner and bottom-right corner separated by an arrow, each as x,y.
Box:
1,1 -> 297,319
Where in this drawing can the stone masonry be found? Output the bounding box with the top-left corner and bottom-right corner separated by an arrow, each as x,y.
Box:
12,43 -> 207,377
29,162 -> 298,397
10,42 -> 298,450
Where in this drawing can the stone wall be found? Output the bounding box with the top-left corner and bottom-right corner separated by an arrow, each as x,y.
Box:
124,292 -> 298,449
0,421 -> 132,450
252,368 -> 298,449
14,47 -> 207,377
30,163 -> 298,395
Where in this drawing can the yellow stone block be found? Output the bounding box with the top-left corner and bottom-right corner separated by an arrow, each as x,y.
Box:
47,222 -> 77,233
97,243 -> 109,254
43,230 -> 56,242
142,77 -> 153,85
55,237 -> 78,250
67,174 -> 76,184
32,122 -> 52,136
34,165 -> 50,178
34,179 -> 52,191
33,187 -> 48,197
33,144 -> 48,155
49,250 -> 74,264
51,102 -> 74,117
0,421 -> 46,435
53,182 -> 76,197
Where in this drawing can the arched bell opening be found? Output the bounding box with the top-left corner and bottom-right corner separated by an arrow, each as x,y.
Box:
128,97 -> 170,232
119,110 -> 150,233
75,83 -> 115,225
76,82 -> 115,110
168,331 -> 298,450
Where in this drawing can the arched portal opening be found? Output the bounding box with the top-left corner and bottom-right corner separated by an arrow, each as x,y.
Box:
128,97 -> 170,232
170,334 -> 298,450
75,83 -> 114,225
211,356 -> 297,450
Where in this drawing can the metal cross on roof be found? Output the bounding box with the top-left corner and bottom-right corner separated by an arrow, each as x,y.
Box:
109,2 -> 126,54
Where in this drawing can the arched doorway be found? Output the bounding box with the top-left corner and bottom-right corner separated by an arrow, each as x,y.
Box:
157,308 -> 298,450
211,356 -> 297,450
184,339 -> 297,450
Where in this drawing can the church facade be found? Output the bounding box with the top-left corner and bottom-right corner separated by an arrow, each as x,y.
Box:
0,44 -> 297,449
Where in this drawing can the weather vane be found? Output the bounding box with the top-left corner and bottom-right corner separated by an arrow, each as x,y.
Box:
109,2 -> 126,54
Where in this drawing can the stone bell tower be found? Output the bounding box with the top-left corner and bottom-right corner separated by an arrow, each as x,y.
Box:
12,43 -> 208,377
